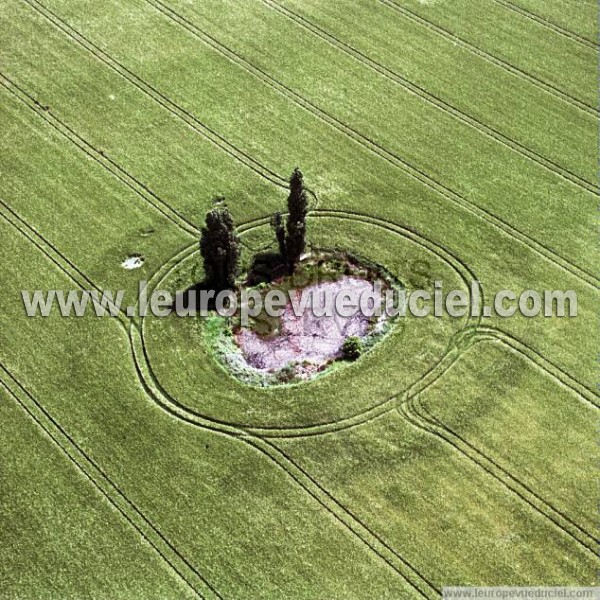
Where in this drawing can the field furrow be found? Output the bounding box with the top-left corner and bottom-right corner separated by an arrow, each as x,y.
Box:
415,341 -> 599,536
2,0 -> 596,593
1,214 -> 420,598
23,0 -> 599,277
265,0 -> 597,186
376,0 -> 597,108
493,0 -> 598,41
490,0 -> 598,48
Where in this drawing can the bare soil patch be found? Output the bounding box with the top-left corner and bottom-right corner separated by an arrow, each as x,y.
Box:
234,276 -> 377,373
205,251 -> 400,385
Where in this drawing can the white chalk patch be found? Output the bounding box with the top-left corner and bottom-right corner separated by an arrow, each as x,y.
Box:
121,255 -> 145,270
234,276 -> 379,373
109,94 -> 116,100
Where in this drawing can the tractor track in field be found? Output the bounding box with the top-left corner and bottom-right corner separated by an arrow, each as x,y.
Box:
399,394 -> 598,556
141,0 -> 600,290
490,0 -> 599,49
0,196 -> 274,326
8,188 -> 593,440
247,351 -> 460,439
13,0 -> 322,210
141,208 -> 599,428
8,189 -> 595,431
131,284 -> 443,597
2,204 -> 438,599
0,70 -> 317,258
21,0 -> 600,292
0,197 -> 132,323
416,398 -> 598,549
298,214 -> 598,402
475,326 -> 600,409
135,300 -> 598,591
256,324 -> 599,555
0,200 -> 124,314
0,73 -> 198,239
138,210 -> 600,564
5,0 -> 599,587
139,207 -> 481,437
257,0 -> 596,193
377,0 -> 598,117
3,142 -> 596,419
5,197 -> 598,595
130,324 -> 441,599
0,365 -> 220,600
0,72 -> 314,256
252,437 -> 443,598
20,0 -> 288,192
130,209 -> 473,596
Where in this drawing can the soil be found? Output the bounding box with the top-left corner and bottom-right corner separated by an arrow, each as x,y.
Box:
234,276 -> 381,374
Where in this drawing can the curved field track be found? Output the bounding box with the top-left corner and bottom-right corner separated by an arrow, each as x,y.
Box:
0,0 -> 597,596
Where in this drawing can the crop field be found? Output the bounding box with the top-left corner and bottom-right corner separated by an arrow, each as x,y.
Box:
0,0 -> 598,598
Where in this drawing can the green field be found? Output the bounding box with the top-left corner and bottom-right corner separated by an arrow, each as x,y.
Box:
0,0 -> 598,597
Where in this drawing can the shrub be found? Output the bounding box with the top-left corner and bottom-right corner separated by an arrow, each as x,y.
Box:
342,336 -> 363,361
276,363 -> 297,383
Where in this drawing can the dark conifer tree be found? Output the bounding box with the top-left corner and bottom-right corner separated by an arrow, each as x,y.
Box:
271,211 -> 286,259
200,204 -> 240,290
285,168 -> 308,271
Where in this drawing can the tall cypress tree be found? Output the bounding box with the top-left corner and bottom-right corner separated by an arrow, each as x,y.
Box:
285,168 -> 308,271
200,204 -> 240,290
271,211 -> 286,259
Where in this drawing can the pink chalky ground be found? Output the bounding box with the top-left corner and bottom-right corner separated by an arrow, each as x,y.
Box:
234,277 -> 379,373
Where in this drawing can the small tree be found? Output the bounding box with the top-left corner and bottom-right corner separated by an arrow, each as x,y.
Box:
200,204 -> 240,290
342,336 -> 362,361
271,211 -> 286,259
285,167 -> 308,271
